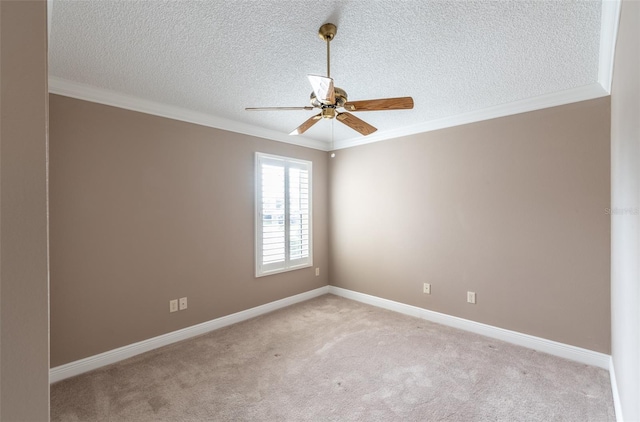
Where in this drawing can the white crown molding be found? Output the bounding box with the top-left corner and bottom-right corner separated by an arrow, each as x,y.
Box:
49,286 -> 330,383
598,0 -> 622,94
332,82 -> 609,150
50,77 -> 609,153
48,77 -> 330,151
328,286 -> 611,369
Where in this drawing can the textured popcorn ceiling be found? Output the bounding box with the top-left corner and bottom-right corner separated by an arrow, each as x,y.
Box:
49,0 -> 604,148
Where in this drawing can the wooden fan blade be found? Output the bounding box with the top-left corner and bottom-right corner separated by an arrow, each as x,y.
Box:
290,113 -> 323,135
336,112 -> 377,136
343,97 -> 414,112
246,106 -> 315,111
307,74 -> 335,104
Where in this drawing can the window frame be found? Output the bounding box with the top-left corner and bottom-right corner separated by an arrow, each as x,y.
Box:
255,152 -> 313,277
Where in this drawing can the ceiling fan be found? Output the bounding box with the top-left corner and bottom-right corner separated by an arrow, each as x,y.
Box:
245,23 -> 414,137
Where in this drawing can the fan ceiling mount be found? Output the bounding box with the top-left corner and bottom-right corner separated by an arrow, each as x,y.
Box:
246,23 -> 414,137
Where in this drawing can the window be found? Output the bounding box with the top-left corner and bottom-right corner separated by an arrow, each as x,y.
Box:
255,152 -> 312,277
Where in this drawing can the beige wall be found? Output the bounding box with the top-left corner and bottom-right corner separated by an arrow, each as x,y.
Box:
0,0 -> 50,420
51,96 -> 611,366
49,95 -> 329,367
330,98 -> 611,353
610,1 -> 640,420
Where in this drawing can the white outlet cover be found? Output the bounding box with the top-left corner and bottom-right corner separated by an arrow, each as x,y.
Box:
467,292 -> 476,304
169,299 -> 178,313
179,297 -> 188,310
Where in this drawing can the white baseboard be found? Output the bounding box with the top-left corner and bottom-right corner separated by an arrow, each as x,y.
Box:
51,284 -> 613,387
50,286 -> 330,383
328,286 -> 611,370
609,357 -> 623,422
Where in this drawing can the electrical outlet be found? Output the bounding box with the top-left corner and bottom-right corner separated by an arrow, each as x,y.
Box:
179,297 -> 188,310
169,299 -> 178,313
423,283 -> 431,294
315,267 -> 320,276
467,291 -> 476,304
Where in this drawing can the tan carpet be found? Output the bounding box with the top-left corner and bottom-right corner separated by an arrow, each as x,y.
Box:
51,294 -> 615,421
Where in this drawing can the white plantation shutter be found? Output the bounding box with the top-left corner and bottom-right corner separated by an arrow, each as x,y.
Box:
288,165 -> 310,261
256,153 -> 312,277
261,162 -> 285,266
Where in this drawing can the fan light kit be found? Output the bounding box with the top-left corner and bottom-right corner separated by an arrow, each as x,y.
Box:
246,23 -> 414,137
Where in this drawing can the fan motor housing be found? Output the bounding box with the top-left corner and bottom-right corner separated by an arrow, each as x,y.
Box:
310,87 -> 348,109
